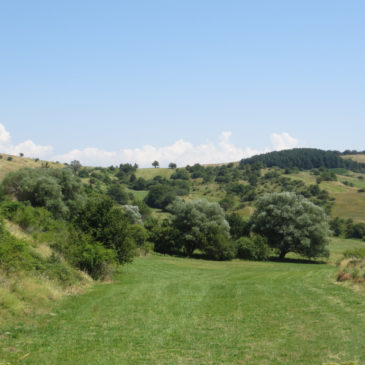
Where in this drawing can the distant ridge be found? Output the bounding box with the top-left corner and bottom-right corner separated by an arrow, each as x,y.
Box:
240,148 -> 365,170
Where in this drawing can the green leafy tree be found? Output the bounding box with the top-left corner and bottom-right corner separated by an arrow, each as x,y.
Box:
251,192 -> 330,259
227,213 -> 249,239
169,199 -> 234,260
152,160 -> 160,168
107,183 -> 129,205
168,162 -> 177,169
74,196 -> 136,264
2,168 -> 86,218
144,184 -> 176,210
70,160 -> 82,175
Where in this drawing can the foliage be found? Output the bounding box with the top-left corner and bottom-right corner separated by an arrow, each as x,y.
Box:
168,162 -> 177,169
74,196 -> 137,264
226,213 -> 250,240
169,199 -> 234,259
251,192 -> 330,259
145,218 -> 180,255
122,205 -> 143,225
345,221 -> 365,239
152,160 -> 159,168
2,168 -> 86,218
70,160 -> 82,175
144,184 -> 176,209
107,183 -> 129,205
51,228 -> 116,280
240,148 -> 365,171
236,234 -> 270,261
171,168 -> 189,180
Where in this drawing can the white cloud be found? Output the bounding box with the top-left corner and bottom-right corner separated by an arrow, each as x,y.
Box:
0,123 -> 300,167
0,124 -> 11,144
55,131 -> 297,167
270,132 -> 299,151
0,123 -> 53,158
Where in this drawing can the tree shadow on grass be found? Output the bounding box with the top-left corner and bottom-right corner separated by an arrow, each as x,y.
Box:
268,256 -> 327,265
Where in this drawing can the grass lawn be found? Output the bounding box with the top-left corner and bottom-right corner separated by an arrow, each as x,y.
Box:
1,240 -> 365,364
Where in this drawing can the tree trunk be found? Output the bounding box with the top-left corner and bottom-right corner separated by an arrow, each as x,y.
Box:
279,250 -> 287,259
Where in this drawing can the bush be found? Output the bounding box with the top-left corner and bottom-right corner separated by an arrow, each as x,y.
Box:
236,235 -> 270,261
342,248 -> 365,259
74,196 -> 137,264
145,218 -> 180,255
227,213 -> 250,239
107,183 -> 129,205
2,168 -> 86,218
0,228 -> 34,273
52,229 -> 116,280
144,184 -> 176,210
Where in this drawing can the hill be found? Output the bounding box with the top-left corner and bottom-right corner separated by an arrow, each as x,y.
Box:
343,153 -> 365,163
2,150 -> 365,223
1,149 -> 365,364
239,148 -> 365,170
0,153 -> 63,181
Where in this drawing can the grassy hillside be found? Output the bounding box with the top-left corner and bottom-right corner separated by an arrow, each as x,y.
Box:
2,151 -> 365,223
343,154 -> 365,163
135,167 -> 174,180
0,220 -> 91,327
0,153 -> 63,181
1,238 -> 364,364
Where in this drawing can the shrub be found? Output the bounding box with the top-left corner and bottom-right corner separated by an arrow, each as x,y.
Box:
144,184 -> 176,210
51,229 -> 116,280
342,248 -> 365,259
2,168 -> 86,218
227,213 -> 250,240
236,235 -> 270,261
145,218 -> 180,255
74,196 -> 136,265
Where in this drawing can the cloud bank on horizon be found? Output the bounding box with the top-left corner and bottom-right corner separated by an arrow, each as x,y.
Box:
0,123 -> 299,167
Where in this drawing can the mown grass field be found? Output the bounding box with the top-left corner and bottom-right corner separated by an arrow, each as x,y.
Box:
1,239 -> 364,365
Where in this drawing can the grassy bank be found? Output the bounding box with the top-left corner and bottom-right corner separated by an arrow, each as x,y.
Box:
1,239 -> 364,364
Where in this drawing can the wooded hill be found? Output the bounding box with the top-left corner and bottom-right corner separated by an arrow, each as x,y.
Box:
0,148 -> 365,326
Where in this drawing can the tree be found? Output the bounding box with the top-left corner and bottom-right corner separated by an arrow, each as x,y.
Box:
227,213 -> 249,239
70,160 -> 82,175
74,196 -> 136,264
152,160 -> 159,168
251,192 -> 330,259
168,162 -> 177,169
169,199 -> 234,260
2,168 -> 86,218
144,184 -> 176,210
19,153 -> 24,157
107,183 -> 129,205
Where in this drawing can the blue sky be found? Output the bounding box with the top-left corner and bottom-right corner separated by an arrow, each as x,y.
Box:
0,1 -> 364,166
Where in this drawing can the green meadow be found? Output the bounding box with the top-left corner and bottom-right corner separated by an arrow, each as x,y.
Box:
1,239 -> 364,365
